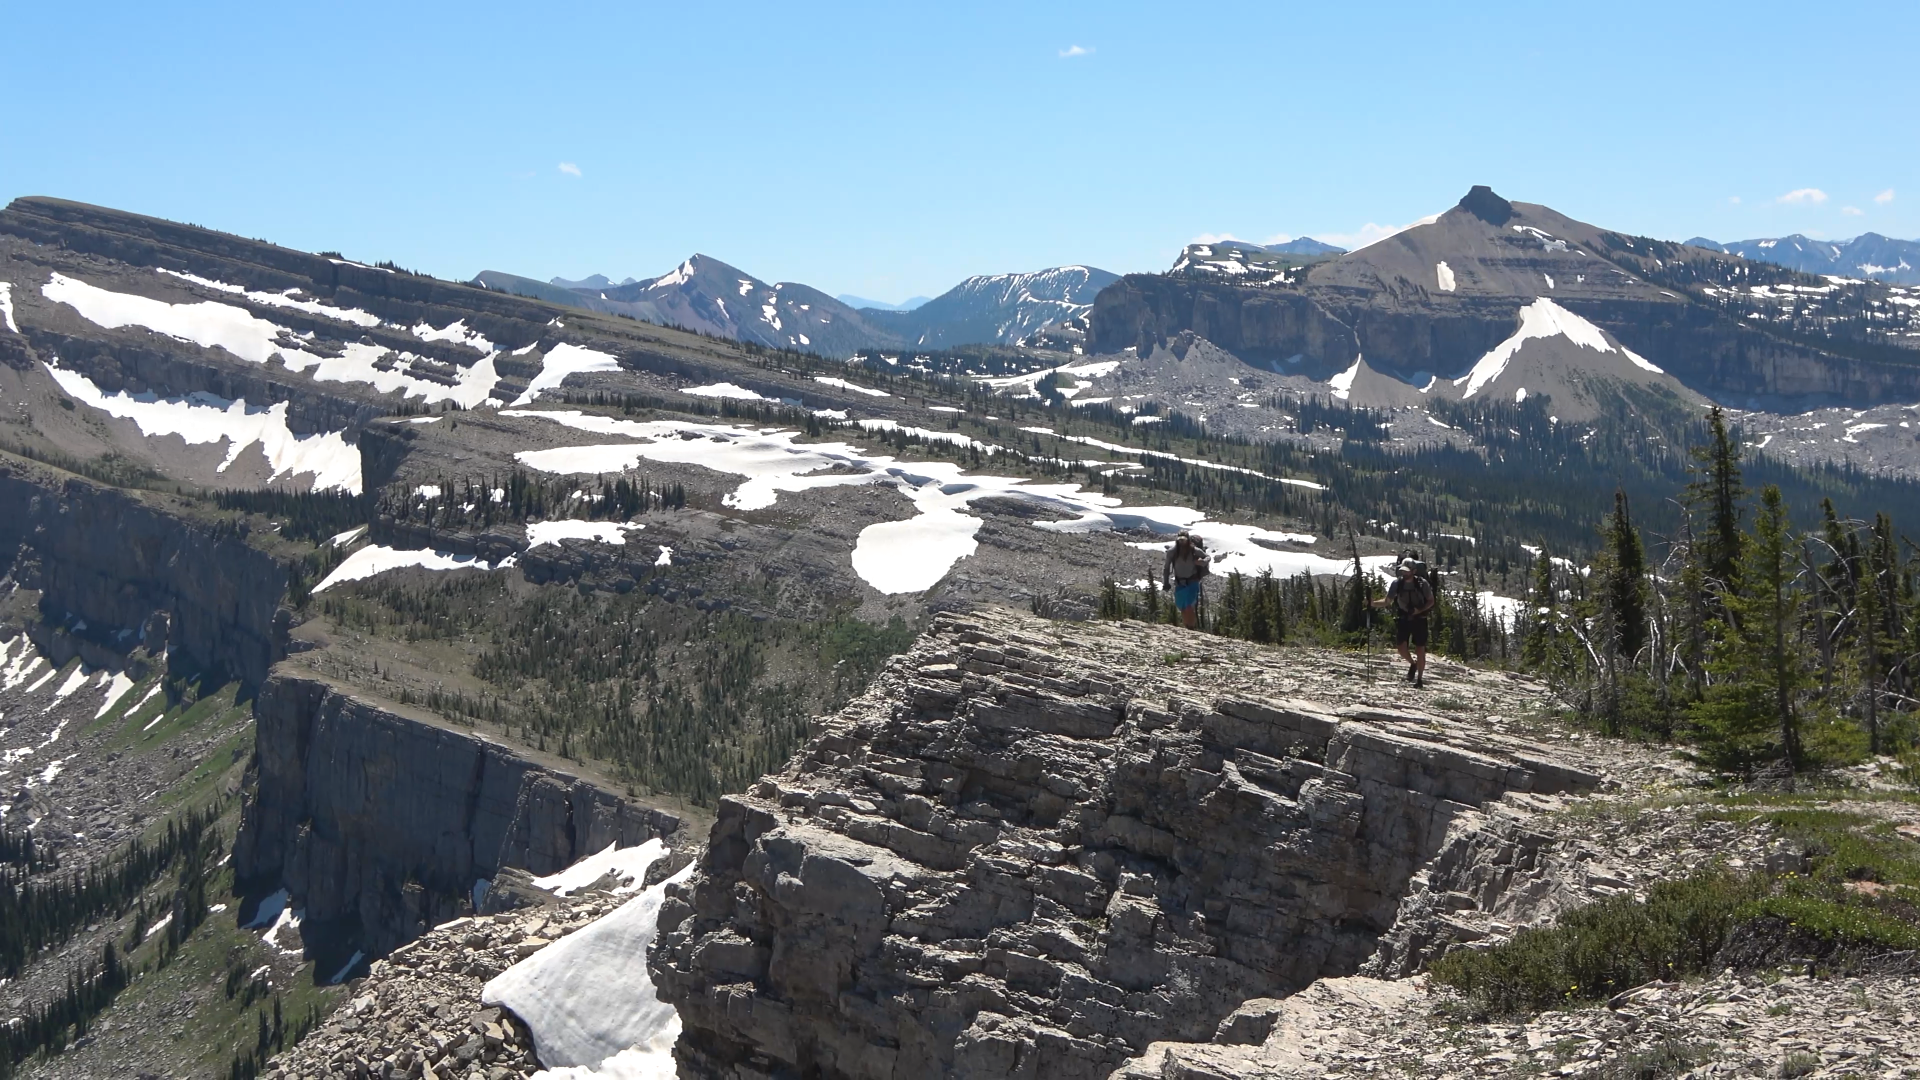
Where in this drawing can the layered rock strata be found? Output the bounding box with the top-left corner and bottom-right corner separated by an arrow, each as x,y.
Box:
235,673 -> 684,957
0,466 -> 289,685
650,610 -> 1601,1080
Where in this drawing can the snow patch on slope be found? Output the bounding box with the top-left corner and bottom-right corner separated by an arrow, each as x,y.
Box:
48,273 -> 501,407
502,409 -> 1330,596
155,268 -> 383,327
0,283 -> 16,333
312,545 -> 499,592
812,376 -> 889,398
1435,262 -> 1456,292
529,842 -> 661,897
47,363 -> 363,492
1454,297 -> 1662,399
511,343 -> 621,407
681,382 -> 767,401
483,840 -> 688,1078
1329,358 -> 1361,401
525,521 -> 643,549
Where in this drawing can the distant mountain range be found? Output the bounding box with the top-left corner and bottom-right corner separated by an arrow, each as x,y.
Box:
551,273 -> 638,291
1684,233 -> 1920,285
475,260 -> 1114,355
1091,185 -> 1920,413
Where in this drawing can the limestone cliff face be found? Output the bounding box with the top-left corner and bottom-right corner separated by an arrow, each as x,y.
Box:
1086,276 -> 1361,377
234,672 -> 684,957
649,612 -> 1598,1080
0,468 -> 288,685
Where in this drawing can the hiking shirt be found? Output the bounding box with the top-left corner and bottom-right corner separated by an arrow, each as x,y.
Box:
1387,576 -> 1432,618
1165,542 -> 1208,584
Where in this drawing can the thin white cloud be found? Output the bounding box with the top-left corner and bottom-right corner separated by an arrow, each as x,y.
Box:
1058,44 -> 1092,58
1318,216 -> 1439,251
1842,206 -> 1864,216
1876,188 -> 1896,205
558,162 -> 582,178
1728,195 -> 1742,205
1776,187 -> 1827,205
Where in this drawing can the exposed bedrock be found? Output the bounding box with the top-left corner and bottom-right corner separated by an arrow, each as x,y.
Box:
649,611 -> 1599,1080
1086,276 -> 1360,376
233,672 -> 684,957
0,467 -> 288,685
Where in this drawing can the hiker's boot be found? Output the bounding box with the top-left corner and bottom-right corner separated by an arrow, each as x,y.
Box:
1406,663 -> 1416,682
1414,670 -> 1425,688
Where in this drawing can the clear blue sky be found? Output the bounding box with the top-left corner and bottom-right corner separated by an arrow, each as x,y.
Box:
3,1 -> 1912,304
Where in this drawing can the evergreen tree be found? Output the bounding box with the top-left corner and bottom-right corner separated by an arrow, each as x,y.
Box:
1340,539 -> 1368,637
1603,490 -> 1649,664
1689,486 -> 1812,773
1521,548 -> 1557,669
1686,405 -> 1746,595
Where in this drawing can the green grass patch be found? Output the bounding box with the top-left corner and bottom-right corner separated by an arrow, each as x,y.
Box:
1739,894 -> 1920,950
1759,808 -> 1920,887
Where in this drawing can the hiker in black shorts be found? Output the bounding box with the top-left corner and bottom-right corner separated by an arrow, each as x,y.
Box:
1371,558 -> 1435,687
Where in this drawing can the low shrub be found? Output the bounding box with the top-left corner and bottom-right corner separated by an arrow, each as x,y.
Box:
1429,872 -> 1764,1016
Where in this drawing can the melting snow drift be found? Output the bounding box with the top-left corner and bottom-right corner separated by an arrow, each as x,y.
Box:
48,363 -> 363,492
483,839 -> 692,1078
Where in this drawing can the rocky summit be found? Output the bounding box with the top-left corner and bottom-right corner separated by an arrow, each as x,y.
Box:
645,609 -> 1649,1080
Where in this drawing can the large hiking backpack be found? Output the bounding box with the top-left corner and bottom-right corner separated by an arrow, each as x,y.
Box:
1395,553 -> 1432,613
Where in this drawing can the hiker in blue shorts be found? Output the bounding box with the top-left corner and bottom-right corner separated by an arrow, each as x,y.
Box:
1162,531 -> 1210,629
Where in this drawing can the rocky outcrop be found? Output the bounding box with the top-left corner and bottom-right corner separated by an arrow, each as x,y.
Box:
0,467 -> 288,685
649,611 -> 1600,1080
234,672 -> 684,957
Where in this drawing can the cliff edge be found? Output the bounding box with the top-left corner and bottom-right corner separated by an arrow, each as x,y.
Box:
648,610 -> 1615,1080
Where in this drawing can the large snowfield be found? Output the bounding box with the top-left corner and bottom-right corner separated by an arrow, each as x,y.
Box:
483,839 -> 692,1080
47,363 -> 365,492
502,409 -> 1369,595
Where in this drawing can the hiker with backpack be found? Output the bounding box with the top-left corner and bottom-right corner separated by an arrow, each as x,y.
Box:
1372,557 -> 1435,687
1162,531 -> 1210,629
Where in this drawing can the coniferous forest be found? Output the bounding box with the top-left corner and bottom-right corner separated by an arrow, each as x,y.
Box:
1101,404 -> 1920,779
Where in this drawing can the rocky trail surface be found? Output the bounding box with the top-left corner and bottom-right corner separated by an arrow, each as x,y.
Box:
1116,968 -> 1920,1079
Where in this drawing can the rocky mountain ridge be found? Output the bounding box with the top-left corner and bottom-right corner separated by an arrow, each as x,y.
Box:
1092,186 -> 1920,411
476,258 -> 1116,355
1692,232 -> 1920,285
